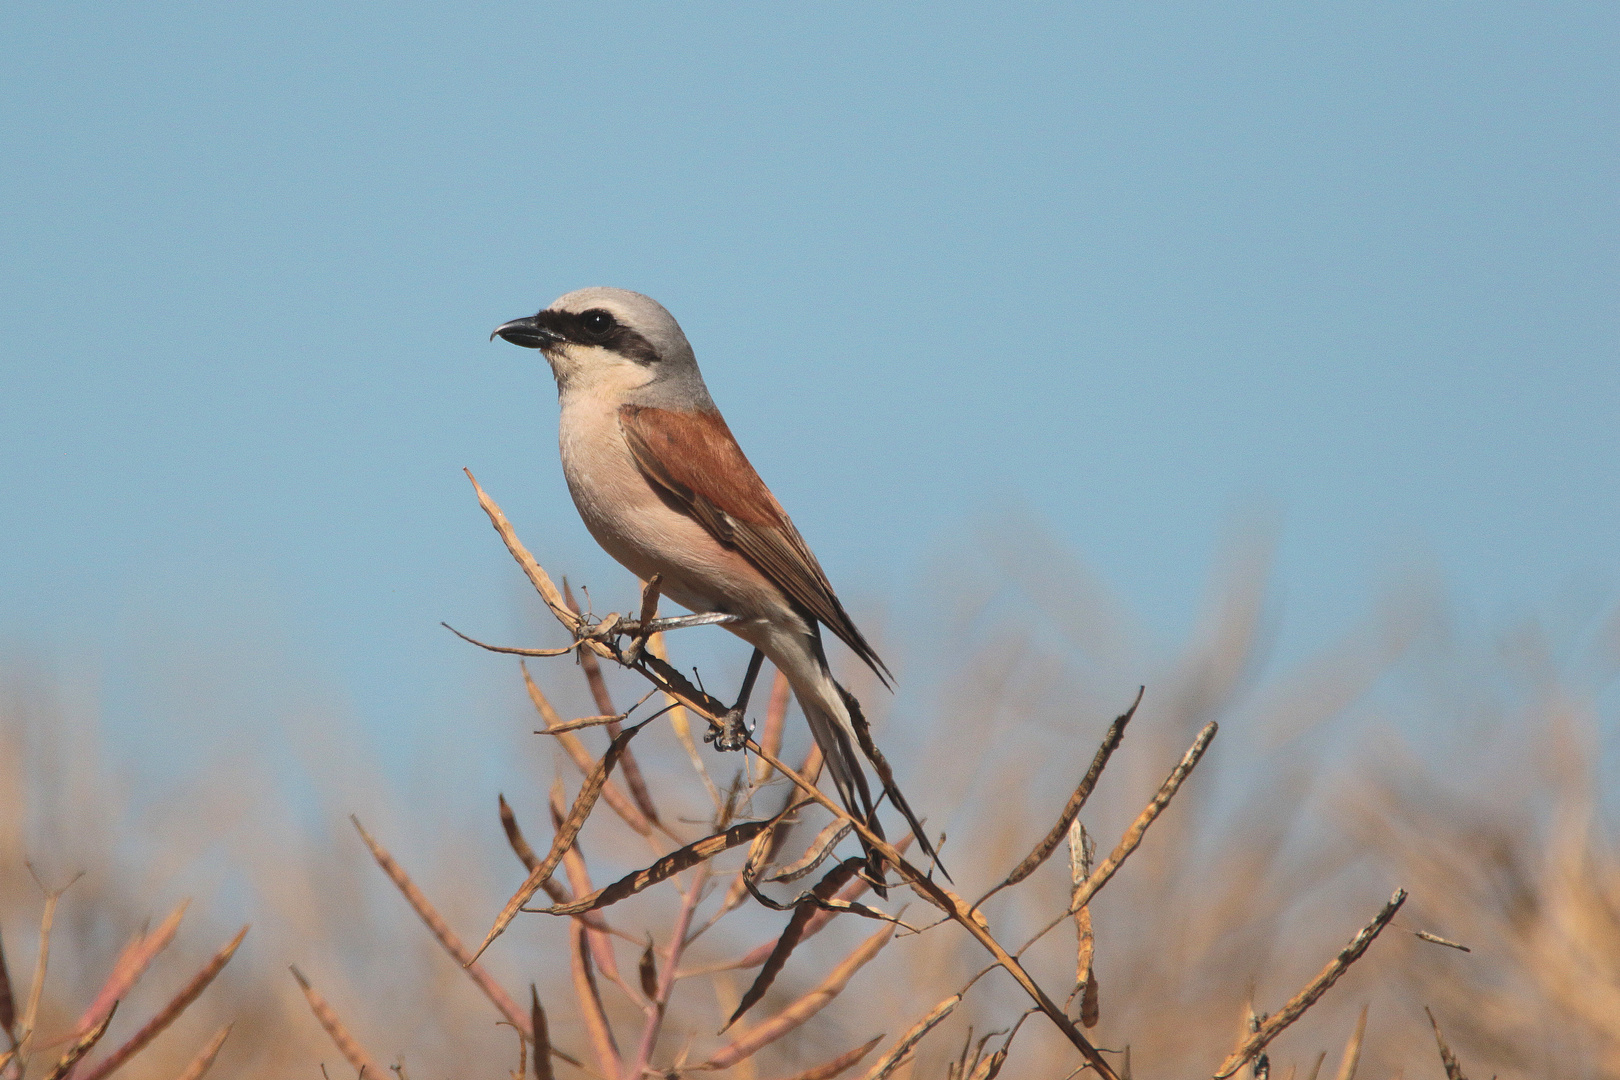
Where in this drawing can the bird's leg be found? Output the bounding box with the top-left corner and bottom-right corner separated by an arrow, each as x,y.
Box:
706,648 -> 765,752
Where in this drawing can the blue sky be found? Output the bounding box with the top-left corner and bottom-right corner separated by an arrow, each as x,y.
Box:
2,2 -> 1615,770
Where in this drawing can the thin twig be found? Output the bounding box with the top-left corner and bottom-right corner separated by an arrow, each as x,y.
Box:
171,1023 -> 232,1080
80,925 -> 249,1080
351,818 -> 531,1036
443,623 -> 582,657
699,924 -> 896,1072
1212,891 -> 1407,1079
861,992 -> 961,1079
1425,1008 -> 1468,1080
523,664 -> 655,839
1019,722 -> 1219,956
1331,1006 -> 1367,1080
473,720 -> 652,961
566,580 -> 662,830
626,855 -> 711,1080
977,689 -> 1140,907
289,967 -> 383,1078
72,900 -> 189,1041
42,1002 -> 115,1080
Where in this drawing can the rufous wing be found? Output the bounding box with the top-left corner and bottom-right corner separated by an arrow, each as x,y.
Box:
619,403 -> 891,686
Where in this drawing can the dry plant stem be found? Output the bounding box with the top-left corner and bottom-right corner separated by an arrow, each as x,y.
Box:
699,923 -> 896,1072
73,899 -> 188,1040
171,1024 -> 231,1080
755,671 -> 791,786
17,872 -> 77,1066
43,1003 -> 114,1080
862,993 -> 961,1080
565,581 -> 661,830
523,663 -> 656,840
500,796 -> 632,944
80,925 -> 249,1080
571,921 -> 621,1080
768,1036 -> 883,1080
728,859 -> 863,1031
768,820 -> 853,883
625,860 -> 710,1080
351,818 -> 533,1037
698,743 -> 828,940
1425,1008 -> 1467,1080
978,689 -> 1140,907
1019,721 -> 1220,956
754,742 -> 1119,1080
684,834 -> 914,978
1211,891 -> 1407,1079
649,632 -> 724,814
538,817 -> 786,916
549,783 -> 643,1006
531,987 -> 556,1080
289,967 -> 383,1078
1330,1006 -> 1366,1080
475,720 -> 652,961
467,470 -> 588,633
473,484 -> 1126,1078
443,623 -> 583,657
1068,820 -> 1099,1028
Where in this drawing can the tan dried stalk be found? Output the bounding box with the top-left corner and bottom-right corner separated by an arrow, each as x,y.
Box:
80,925 -> 248,1080
861,992 -> 961,1080
72,900 -> 187,1040
1212,891 -> 1407,1078
565,580 -> 661,830
171,1023 -> 231,1080
980,688 -> 1139,904
569,920 -> 620,1079
728,860 -> 864,1031
1331,1005 -> 1367,1080
1425,1008 -> 1468,1080
1068,819 -> 1099,1028
289,967 -> 382,1078
523,663 -> 654,838
699,923 -> 896,1071
42,1002 -> 114,1080
475,719 -> 651,959
548,783 -> 641,1005
767,1036 -> 883,1080
1019,721 -> 1220,956
351,817 -> 531,1035
538,817 -> 784,916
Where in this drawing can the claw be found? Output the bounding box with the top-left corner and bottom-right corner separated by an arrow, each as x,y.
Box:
704,709 -> 752,752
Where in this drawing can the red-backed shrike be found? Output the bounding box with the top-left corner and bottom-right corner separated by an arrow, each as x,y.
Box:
493,287 -> 930,874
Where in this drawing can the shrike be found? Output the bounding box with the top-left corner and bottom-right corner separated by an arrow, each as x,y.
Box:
493,287 -> 932,878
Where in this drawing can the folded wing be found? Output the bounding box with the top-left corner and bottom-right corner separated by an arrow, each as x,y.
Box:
619,403 -> 891,687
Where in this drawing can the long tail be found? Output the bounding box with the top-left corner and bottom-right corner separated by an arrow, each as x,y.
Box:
794,693 -> 878,879
790,658 -> 944,892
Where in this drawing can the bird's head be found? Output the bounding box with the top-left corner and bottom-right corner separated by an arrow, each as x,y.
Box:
492,287 -> 710,407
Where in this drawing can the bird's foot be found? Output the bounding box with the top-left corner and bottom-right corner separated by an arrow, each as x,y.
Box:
704,709 -> 752,752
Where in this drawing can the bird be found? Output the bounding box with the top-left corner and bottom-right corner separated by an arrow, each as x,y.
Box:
492,286 -> 934,883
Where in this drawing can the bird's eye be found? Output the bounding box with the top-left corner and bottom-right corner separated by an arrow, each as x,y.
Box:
580,310 -> 616,338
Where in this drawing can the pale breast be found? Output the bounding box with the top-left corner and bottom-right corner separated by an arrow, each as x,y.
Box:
556,395 -> 783,621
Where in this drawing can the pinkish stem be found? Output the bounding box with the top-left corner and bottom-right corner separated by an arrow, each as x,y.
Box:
624,864 -> 710,1079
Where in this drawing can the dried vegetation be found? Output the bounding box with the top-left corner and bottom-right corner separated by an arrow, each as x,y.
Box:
1,488 -> 1616,1077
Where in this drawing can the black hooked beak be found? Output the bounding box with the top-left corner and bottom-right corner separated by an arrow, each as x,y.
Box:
491,315 -> 560,349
